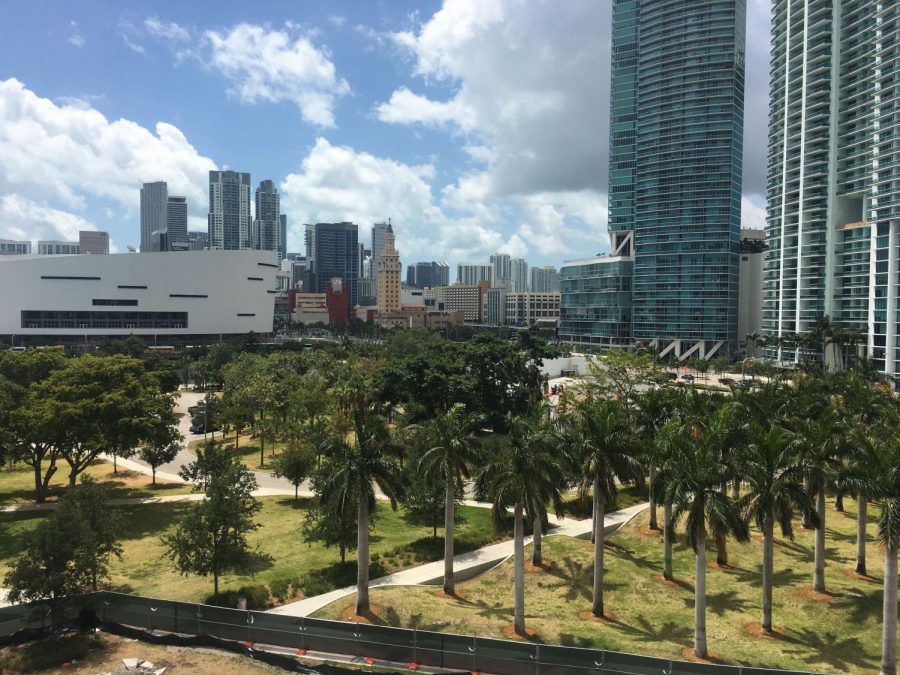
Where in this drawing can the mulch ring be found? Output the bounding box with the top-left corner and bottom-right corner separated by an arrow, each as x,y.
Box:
795,587 -> 836,603
639,525 -> 662,537
681,647 -> 725,664
651,573 -> 693,592
502,624 -> 539,641
578,610 -> 621,625
743,623 -> 788,640
842,568 -> 880,583
339,603 -> 386,624
524,559 -> 555,574
433,589 -> 467,600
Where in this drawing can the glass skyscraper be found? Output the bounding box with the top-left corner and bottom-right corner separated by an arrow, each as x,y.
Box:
561,0 -> 746,358
764,1 -> 900,376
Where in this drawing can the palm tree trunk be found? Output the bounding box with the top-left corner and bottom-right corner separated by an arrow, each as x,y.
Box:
762,516 -> 774,631
444,480 -> 455,595
648,463 -> 658,530
731,477 -> 739,501
532,516 -> 542,566
694,525 -> 708,659
152,466 -> 156,485
663,500 -> 673,581
881,540 -> 898,675
814,483 -> 826,593
835,491 -> 844,512
592,478 -> 605,618
802,477 -> 813,528
513,502 -> 525,635
714,531 -> 728,566
855,492 -> 867,576
356,498 -> 370,615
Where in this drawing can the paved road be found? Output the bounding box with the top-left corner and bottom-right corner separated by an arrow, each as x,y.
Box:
270,501 -> 648,617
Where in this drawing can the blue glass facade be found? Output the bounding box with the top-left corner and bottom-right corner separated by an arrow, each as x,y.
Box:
560,257 -> 633,349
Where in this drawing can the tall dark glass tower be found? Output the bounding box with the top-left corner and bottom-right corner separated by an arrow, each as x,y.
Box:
305,222 -> 359,310
562,0 -> 747,357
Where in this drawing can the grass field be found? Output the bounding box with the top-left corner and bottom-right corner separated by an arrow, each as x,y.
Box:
0,496 -> 510,607
0,458 -> 192,505
314,496 -> 887,673
188,434 -> 286,474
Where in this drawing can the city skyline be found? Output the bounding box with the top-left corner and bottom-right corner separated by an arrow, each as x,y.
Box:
0,0 -> 774,271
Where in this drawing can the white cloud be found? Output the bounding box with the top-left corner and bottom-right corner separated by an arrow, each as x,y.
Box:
328,15 -> 346,28
0,194 -> 95,243
146,20 -> 350,128
741,195 -> 767,232
0,78 -> 216,247
67,34 -> 85,48
376,87 -> 475,131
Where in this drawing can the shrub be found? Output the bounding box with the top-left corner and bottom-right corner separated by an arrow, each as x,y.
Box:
205,584 -> 271,610
269,578 -> 291,603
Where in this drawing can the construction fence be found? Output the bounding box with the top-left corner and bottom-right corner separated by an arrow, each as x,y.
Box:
0,591 -> 816,675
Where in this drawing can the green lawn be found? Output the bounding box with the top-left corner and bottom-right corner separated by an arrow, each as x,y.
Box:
314,496 -> 887,673
0,458 -> 192,505
188,434 -> 287,474
0,497 -> 510,607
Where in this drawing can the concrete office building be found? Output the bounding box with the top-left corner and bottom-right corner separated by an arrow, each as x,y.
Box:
483,285 -> 508,325
140,181 -> 168,253
0,250 -> 278,341
38,240 -> 80,255
530,266 -> 560,293
506,292 -> 561,326
79,230 -> 109,255
740,229 -> 765,356
509,258 -> 529,292
305,222 -> 359,311
456,263 -> 493,286
408,261 -> 450,288
252,180 -> 281,258
188,231 -> 209,251
560,0 -> 746,359
0,239 -> 31,255
427,282 -> 490,322
763,0 -> 900,376
208,170 -> 251,251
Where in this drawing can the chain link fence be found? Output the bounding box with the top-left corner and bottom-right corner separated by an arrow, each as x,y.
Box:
0,592 -> 817,675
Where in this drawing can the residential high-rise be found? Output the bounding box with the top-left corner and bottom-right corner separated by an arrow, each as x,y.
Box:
208,170 -> 251,251
490,253 -> 511,287
410,261 -> 450,289
252,180 -> 281,257
78,230 -> 109,255
370,221 -> 389,276
305,222 -> 359,310
406,264 -> 417,287
140,181 -> 167,253
484,284 -> 508,325
763,1 -> 900,376
166,197 -> 188,251
456,263 -> 493,286
561,0 -> 746,358
530,266 -> 560,293
377,222 -> 402,314
510,258 -> 528,292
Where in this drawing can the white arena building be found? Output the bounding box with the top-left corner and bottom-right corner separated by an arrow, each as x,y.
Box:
0,250 -> 278,343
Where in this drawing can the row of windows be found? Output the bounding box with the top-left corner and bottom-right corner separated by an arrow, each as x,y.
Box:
21,310 -> 188,330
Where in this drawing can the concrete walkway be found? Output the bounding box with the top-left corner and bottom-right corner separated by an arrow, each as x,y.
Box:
269,501 -> 648,618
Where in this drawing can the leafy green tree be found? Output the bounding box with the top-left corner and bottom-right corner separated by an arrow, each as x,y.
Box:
476,412 -> 565,635
740,424 -> 816,632
559,398 -> 639,618
63,476 -> 124,590
139,422 -> 182,485
657,419 -> 750,659
317,412 -> 404,615
301,462 -> 371,564
271,443 -> 315,500
418,404 -> 483,595
163,448 -> 262,595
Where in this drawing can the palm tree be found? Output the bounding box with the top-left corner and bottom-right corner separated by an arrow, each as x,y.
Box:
789,409 -> 847,593
318,412 -> 404,616
657,421 -> 749,659
418,404 -> 484,596
740,423 -> 816,632
476,412 -> 565,635
559,398 -> 640,618
653,418 -> 687,581
634,387 -> 673,531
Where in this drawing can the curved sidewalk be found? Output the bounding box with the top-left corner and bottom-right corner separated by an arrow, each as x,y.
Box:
269,501 -> 648,618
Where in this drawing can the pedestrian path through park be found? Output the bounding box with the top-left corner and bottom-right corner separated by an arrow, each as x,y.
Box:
269,502 -> 648,618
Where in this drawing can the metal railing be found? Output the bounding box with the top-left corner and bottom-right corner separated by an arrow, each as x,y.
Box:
0,592 -> 817,675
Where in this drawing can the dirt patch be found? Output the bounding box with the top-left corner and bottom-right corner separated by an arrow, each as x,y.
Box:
578,610 -> 620,624
842,568 -> 880,583
338,603 -> 386,623
639,525 -> 662,537
434,589 -> 467,600
502,624 -> 540,641
795,587 -> 836,603
744,623 -> 787,640
681,646 -> 724,664
651,573 -> 693,592
524,559 -> 555,573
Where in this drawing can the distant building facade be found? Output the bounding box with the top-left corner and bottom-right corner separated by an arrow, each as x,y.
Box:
506,292 -> 561,326
0,239 -> 31,255
509,258 -> 528,292
530,266 -> 559,293
38,240 -> 79,255
456,263 -> 493,286
78,230 -> 110,255
208,170 -> 251,251
165,197 -> 188,251
252,180 -> 281,258
376,223 -> 402,314
140,181 -> 168,253
188,231 -> 209,251
305,222 -> 359,311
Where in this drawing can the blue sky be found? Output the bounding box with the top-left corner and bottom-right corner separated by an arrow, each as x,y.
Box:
0,0 -> 771,270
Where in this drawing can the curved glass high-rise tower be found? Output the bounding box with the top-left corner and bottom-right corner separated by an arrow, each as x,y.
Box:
764,1 -> 900,375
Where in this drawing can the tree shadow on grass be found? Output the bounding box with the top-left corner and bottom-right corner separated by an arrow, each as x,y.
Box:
558,633 -> 596,648
829,587 -> 881,625
274,496 -> 316,510
780,629 -> 875,671
116,503 -> 193,541
615,615 -> 692,644
730,564 -> 805,588
704,588 -> 751,616
603,543 -> 657,573
470,598 -> 513,621
545,556 -> 592,602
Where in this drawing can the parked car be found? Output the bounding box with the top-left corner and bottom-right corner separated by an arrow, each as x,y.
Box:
666,372 -> 678,381
719,377 -> 736,386
681,374 -> 695,382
